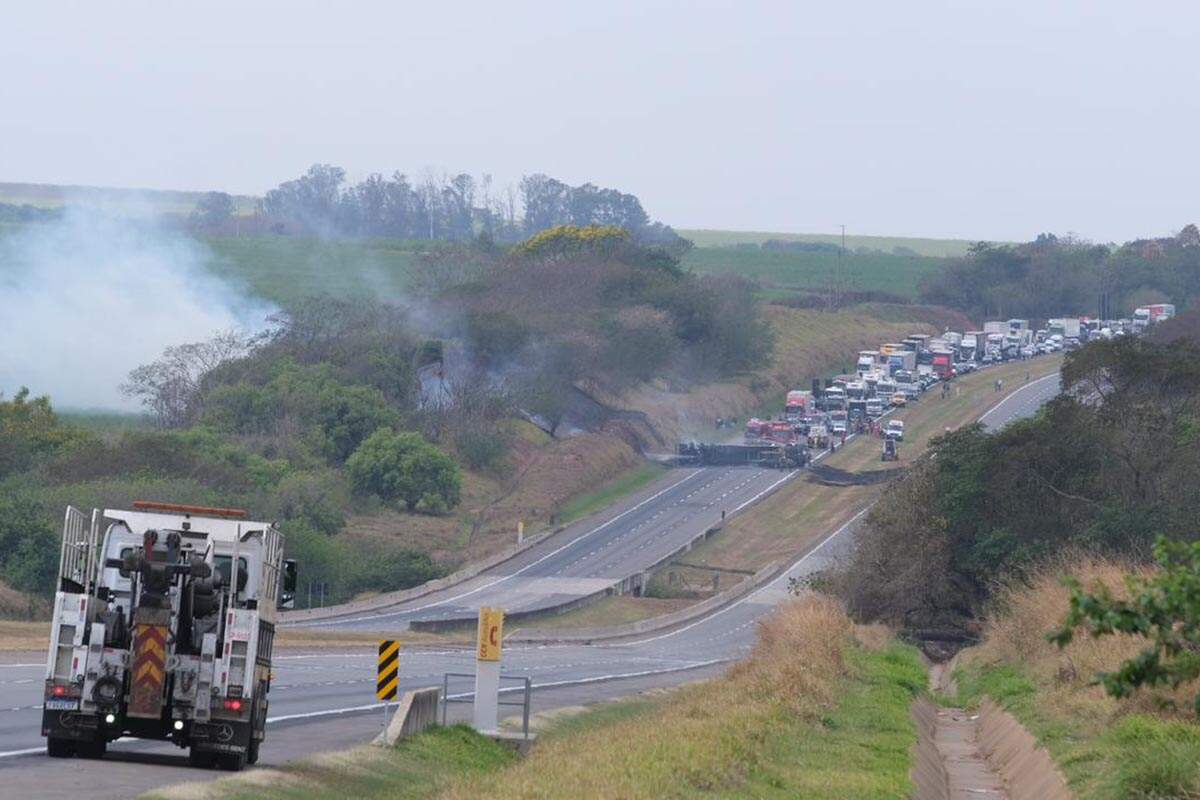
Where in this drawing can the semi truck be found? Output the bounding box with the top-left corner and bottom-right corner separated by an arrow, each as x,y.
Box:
42,502 -> 295,769
1132,304 -> 1175,332
1048,317 -> 1082,339
983,321 -> 1009,335
784,390 -> 812,420
886,350 -> 916,374
856,351 -> 879,374
931,349 -> 954,378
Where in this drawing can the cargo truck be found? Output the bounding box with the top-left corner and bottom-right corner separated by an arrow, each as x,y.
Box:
931,349 -> 954,378
886,350 -> 916,374
1132,303 -> 1175,332
784,390 -> 812,420
42,502 -> 295,769
856,351 -> 879,374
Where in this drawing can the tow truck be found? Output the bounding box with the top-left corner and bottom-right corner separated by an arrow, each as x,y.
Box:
42,501 -> 296,769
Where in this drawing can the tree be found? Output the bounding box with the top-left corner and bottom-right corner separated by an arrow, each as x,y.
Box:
1051,536 -> 1200,713
122,330 -> 253,427
0,388 -> 89,478
189,192 -> 235,229
345,429 -> 461,513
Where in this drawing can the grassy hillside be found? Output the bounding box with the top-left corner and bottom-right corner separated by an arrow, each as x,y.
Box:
678,228 -> 978,257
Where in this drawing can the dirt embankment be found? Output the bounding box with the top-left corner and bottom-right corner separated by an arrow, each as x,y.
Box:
342,429 -> 642,567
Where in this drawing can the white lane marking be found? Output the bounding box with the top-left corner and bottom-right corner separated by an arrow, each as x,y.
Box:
729,471 -> 799,515
0,747 -> 43,758
614,506 -> 873,648
263,659 -> 729,724
294,470 -> 707,627
979,372 -> 1058,426
0,664 -> 43,669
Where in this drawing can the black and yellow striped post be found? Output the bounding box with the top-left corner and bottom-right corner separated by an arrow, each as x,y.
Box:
377,639 -> 400,701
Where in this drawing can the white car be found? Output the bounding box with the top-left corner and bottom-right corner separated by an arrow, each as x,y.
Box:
885,420 -> 905,441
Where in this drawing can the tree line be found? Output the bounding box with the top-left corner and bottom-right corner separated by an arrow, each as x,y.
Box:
918,226 -> 1200,321
190,165 -> 690,252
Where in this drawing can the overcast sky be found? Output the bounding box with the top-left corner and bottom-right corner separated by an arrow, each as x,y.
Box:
2,1 -> 1195,242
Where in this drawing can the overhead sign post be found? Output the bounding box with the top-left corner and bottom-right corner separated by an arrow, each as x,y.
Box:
474,606 -> 504,732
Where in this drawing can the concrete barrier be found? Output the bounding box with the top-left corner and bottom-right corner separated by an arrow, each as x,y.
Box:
373,687 -> 442,747
509,560 -> 780,643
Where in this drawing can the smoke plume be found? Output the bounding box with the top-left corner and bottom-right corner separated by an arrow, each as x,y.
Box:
0,207 -> 276,410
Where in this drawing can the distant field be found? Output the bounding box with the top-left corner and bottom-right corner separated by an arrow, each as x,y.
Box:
680,245 -> 945,300
678,228 -> 978,257
204,235 -> 425,307
0,182 -> 257,215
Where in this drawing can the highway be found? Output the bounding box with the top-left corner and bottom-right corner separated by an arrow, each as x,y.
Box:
0,371 -> 1061,799
290,463 -> 799,630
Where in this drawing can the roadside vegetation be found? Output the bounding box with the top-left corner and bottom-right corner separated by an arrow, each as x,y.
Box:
829,335 -> 1200,650
954,559 -> 1200,799
148,596 -> 926,800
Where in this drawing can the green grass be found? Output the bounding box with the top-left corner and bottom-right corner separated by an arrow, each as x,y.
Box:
678,229 -> 979,257
203,235 -> 424,308
956,661 -> 1200,799
59,409 -> 153,434
139,725 -> 514,800
556,461 -> 667,524
537,696 -> 662,742
726,645 -> 925,799
681,246 -> 946,300
0,181 -> 257,214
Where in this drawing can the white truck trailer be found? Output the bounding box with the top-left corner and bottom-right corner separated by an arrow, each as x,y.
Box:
42,501 -> 295,769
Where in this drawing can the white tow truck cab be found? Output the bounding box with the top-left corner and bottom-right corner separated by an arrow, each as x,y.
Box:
42,502 -> 295,769
885,420 -> 905,440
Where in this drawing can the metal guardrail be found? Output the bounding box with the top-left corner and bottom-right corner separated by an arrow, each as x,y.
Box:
441,672 -> 532,738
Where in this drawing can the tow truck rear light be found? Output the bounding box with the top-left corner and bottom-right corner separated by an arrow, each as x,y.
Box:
223,698 -> 243,712
51,685 -> 67,697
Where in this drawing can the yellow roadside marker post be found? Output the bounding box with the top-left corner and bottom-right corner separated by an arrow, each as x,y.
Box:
474,607 -> 504,732
377,639 -> 400,733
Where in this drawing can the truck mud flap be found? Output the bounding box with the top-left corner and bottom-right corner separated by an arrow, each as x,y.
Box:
190,719 -> 251,754
42,709 -> 100,741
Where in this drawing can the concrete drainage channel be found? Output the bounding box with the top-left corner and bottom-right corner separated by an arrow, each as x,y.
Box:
910,694 -> 1071,800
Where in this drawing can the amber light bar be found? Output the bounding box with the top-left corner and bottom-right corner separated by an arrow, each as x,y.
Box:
132,500 -> 247,519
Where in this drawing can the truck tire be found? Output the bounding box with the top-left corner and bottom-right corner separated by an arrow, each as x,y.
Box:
76,738 -> 107,759
75,738 -> 106,758
46,738 -> 75,758
220,750 -> 247,771
188,747 -> 215,769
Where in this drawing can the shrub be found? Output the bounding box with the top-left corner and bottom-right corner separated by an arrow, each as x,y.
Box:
266,470 -> 349,535
346,429 -> 462,513
0,494 -> 58,595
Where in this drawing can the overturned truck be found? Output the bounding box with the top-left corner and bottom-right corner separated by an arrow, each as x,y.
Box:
677,441 -> 808,469
42,501 -> 296,770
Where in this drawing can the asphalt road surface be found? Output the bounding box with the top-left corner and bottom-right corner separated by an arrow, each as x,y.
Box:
0,373 -> 1060,798
979,371 -> 1060,431
293,463 -> 800,630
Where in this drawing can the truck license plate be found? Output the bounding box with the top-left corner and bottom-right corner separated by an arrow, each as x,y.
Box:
44,699 -> 78,710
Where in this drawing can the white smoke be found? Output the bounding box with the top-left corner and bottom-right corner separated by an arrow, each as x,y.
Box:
0,208 -> 276,410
